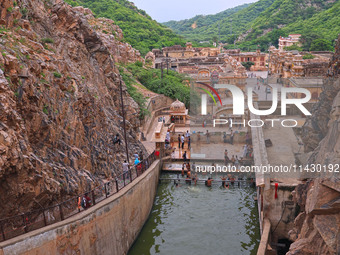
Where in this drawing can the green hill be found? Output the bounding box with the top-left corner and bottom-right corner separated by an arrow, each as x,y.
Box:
163,0 -> 340,51
65,0 -> 186,55
163,3 -> 252,42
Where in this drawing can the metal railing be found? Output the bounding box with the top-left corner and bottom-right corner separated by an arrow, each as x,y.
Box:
0,152 -> 156,242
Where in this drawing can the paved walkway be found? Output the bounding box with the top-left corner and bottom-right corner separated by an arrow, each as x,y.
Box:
264,123 -> 302,165
190,142 -> 245,160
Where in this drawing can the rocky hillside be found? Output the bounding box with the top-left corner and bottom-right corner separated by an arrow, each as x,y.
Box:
0,0 -> 146,217
287,34 -> 340,255
65,0 -> 186,55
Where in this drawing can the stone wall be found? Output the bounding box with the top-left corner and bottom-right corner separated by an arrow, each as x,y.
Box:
0,160 -> 161,255
141,95 -> 174,135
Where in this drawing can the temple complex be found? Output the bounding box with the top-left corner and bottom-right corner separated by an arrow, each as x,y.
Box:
152,42 -> 221,59
225,49 -> 268,71
149,43 -> 248,92
268,46 -> 331,78
278,34 -> 301,51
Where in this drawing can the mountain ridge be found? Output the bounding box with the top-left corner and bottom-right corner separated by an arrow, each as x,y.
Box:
163,0 -> 340,51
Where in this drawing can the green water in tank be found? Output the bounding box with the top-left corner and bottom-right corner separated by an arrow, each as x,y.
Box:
128,173 -> 260,255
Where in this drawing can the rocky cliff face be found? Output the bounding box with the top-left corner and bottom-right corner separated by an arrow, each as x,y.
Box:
287,35 -> 340,255
0,0 -> 146,217
301,37 -> 340,153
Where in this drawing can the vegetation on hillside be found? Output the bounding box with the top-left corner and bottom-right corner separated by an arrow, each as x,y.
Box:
122,61 -> 191,106
119,62 -> 200,117
164,0 -> 340,52
118,65 -> 148,120
163,0 -> 275,47
65,0 -> 186,55
163,3 -> 251,43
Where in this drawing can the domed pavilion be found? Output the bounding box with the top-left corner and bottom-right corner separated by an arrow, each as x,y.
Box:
169,99 -> 188,126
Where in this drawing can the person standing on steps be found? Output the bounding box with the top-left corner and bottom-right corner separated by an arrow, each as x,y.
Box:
139,151 -> 144,161
206,130 -> 210,144
183,151 -> 187,161
185,130 -> 190,142
192,173 -> 198,186
134,157 -> 140,166
178,134 -> 181,149
122,160 -> 130,180
81,193 -> 92,209
243,145 -> 248,159
235,156 -> 240,169
231,155 -> 235,166
181,134 -> 185,149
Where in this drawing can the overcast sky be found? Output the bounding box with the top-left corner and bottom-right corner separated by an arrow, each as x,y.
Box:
131,0 -> 257,23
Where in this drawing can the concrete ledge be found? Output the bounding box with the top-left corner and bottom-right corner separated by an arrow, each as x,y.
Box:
257,218 -> 271,255
0,160 -> 161,255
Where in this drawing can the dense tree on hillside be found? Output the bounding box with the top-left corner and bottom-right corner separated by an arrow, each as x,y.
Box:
300,33 -> 320,51
310,39 -> 334,52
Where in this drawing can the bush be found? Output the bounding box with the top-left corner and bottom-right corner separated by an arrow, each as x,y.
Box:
241,61 -> 255,70
284,43 -> 302,51
41,38 -> 54,44
53,72 -> 62,78
303,53 -> 315,59
42,105 -> 48,114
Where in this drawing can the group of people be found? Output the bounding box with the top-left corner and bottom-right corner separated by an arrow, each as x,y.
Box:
222,130 -> 235,144
175,163 -> 241,189
121,151 -> 145,180
248,72 -> 257,78
177,130 -> 191,149
174,162 -> 198,187
78,193 -> 92,210
224,149 -> 243,168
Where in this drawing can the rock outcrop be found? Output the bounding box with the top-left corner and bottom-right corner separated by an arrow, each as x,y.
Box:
0,0 -> 146,217
287,34 -> 340,255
